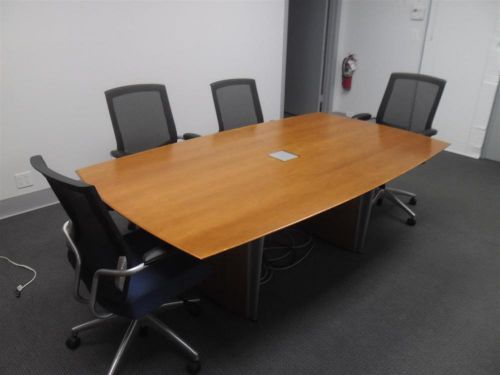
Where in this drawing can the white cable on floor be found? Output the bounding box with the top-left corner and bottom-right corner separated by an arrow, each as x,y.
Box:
0,256 -> 37,297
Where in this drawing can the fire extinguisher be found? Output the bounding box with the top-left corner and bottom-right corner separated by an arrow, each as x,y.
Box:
342,54 -> 357,90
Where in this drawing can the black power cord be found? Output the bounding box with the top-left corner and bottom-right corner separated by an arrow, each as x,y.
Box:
260,229 -> 315,285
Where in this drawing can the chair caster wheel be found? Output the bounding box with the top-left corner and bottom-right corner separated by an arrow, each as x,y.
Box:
408,197 -> 417,206
184,301 -> 202,317
186,360 -> 201,374
65,335 -> 81,350
139,326 -> 149,338
406,218 -> 416,226
376,198 -> 383,206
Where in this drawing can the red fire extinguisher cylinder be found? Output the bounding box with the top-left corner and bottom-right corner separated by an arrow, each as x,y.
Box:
342,76 -> 352,90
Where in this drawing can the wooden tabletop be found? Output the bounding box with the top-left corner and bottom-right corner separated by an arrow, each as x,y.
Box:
77,113 -> 448,259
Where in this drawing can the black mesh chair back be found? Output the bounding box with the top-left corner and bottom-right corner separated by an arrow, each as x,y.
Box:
376,73 -> 446,133
105,84 -> 178,155
210,78 -> 264,131
30,155 -> 133,296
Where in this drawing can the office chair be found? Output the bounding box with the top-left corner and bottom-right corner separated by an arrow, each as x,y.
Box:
30,155 -> 210,375
353,72 -> 446,225
105,84 -> 200,158
210,78 -> 264,131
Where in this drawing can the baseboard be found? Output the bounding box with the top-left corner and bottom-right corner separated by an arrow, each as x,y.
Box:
0,188 -> 58,220
445,145 -> 480,159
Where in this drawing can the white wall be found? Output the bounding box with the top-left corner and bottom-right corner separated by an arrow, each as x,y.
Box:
420,0 -> 500,158
0,0 -> 286,202
332,0 -> 431,116
331,0 -> 500,159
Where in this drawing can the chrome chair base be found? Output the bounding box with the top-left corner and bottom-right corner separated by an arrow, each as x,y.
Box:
66,298 -> 201,375
373,186 -> 417,226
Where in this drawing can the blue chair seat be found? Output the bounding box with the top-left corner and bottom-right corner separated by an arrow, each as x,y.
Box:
103,229 -> 211,320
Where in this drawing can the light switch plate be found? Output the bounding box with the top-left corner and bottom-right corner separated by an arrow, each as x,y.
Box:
410,7 -> 425,21
269,150 -> 298,161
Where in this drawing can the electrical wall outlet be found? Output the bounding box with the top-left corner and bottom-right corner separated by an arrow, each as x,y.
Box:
15,171 -> 34,189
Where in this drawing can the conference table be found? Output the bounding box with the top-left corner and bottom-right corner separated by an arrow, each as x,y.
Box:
77,113 -> 448,320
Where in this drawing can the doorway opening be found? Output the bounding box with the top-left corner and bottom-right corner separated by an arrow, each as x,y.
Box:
283,0 -> 340,117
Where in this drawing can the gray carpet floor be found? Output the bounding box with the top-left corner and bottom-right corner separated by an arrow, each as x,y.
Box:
1,151 -> 499,375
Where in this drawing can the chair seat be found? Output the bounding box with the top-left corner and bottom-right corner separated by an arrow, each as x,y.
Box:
98,229 -> 211,320
121,230 -> 210,319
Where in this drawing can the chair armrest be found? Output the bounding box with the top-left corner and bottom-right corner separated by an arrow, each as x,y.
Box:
63,221 -> 88,304
142,247 -> 169,265
420,128 -> 437,137
110,149 -> 128,158
352,113 -> 373,121
89,245 -> 172,317
63,220 -> 171,318
181,133 -> 201,140
90,262 -> 149,318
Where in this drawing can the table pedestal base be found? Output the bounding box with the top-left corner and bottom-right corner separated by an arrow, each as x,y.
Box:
200,191 -> 373,320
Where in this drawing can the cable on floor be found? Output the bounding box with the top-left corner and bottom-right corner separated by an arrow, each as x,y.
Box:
0,256 -> 37,297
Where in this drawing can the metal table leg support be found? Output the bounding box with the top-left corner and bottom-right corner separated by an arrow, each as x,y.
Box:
353,190 -> 374,252
246,237 -> 264,321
